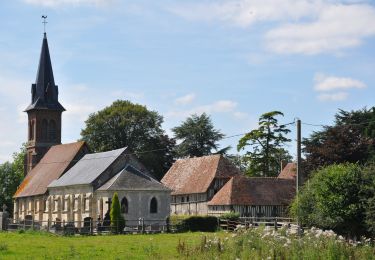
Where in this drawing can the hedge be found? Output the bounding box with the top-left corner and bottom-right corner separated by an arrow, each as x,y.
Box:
178,216 -> 218,232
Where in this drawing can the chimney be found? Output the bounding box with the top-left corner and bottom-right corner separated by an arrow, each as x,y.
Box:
280,160 -> 287,172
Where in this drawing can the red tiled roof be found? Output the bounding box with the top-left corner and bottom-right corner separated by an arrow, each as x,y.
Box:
161,155 -> 241,195
278,162 -> 296,180
208,175 -> 295,206
14,141 -> 88,198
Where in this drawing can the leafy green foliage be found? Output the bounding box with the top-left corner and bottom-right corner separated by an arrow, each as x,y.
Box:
303,107 -> 375,176
360,160 -> 375,237
291,164 -> 367,236
220,212 -> 240,221
110,192 -> 125,233
179,216 -> 218,232
237,111 -> 291,177
80,100 -> 175,180
172,113 -> 226,158
0,145 -> 25,214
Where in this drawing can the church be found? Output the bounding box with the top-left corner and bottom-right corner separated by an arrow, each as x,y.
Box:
13,33 -> 171,228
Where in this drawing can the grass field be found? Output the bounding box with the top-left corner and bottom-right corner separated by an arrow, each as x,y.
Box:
0,231 -> 207,259
0,228 -> 374,260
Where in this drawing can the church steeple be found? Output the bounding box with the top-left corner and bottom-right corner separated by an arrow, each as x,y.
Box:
25,32 -> 65,175
25,33 -> 65,112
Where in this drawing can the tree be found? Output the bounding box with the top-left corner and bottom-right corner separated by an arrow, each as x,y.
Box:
0,146 -> 25,214
237,111 -> 291,177
172,113 -> 227,158
80,100 -> 175,180
291,163 -> 370,237
110,192 -> 125,233
303,107 -> 375,175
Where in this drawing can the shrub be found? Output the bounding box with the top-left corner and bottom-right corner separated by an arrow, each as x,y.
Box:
291,163 -> 366,237
110,192 -> 125,233
220,212 -> 240,221
360,160 -> 375,237
179,216 -> 218,232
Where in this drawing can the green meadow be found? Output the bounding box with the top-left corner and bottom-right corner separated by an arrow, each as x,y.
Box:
0,228 -> 374,260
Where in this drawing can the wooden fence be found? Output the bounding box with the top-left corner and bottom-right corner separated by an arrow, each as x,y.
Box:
219,217 -> 296,231
5,218 -> 172,235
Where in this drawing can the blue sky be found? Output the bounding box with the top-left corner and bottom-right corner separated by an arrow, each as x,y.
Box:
0,0 -> 374,162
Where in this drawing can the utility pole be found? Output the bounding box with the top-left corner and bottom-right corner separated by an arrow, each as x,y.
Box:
296,118 -> 302,235
296,119 -> 302,191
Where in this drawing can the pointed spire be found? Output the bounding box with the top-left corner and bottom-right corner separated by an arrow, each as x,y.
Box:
25,33 -> 65,112
35,33 -> 56,96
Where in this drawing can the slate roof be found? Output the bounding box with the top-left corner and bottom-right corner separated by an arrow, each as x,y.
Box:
49,147 -> 127,188
161,155 -> 241,195
97,165 -> 170,191
208,175 -> 295,206
278,162 -> 296,180
14,141 -> 87,198
25,33 -> 65,112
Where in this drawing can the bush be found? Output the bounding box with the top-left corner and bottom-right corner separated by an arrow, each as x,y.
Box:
360,160 -> 375,237
291,163 -> 366,237
220,212 -> 240,221
179,216 -> 218,232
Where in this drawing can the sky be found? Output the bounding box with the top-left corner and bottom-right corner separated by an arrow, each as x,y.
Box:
0,0 -> 374,163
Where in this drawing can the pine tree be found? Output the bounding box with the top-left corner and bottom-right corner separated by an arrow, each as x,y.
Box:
110,192 -> 125,233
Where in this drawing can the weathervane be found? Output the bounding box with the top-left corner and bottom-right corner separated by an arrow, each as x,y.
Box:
42,15 -> 48,33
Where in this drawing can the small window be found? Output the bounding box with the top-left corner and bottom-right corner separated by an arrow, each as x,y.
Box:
150,197 -> 157,214
121,197 -> 128,214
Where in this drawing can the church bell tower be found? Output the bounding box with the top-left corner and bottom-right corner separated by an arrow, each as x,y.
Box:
24,32 -> 65,175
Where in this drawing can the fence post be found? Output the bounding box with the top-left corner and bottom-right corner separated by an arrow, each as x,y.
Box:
31,218 -> 34,230
142,218 -> 145,234
166,217 -> 170,233
47,219 -> 50,231
90,218 -> 93,235
274,217 -> 278,230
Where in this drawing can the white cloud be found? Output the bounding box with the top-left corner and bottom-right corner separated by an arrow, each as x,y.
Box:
169,0 -> 375,55
174,93 -> 196,105
266,4 -> 375,54
23,0 -> 116,8
64,103 -> 97,121
314,74 -> 366,92
167,99 -> 244,119
317,92 -> 349,101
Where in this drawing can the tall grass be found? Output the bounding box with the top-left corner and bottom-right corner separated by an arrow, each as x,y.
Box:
177,226 -> 375,259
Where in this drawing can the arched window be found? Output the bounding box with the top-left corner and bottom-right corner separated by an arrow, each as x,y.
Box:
42,119 -> 48,140
121,197 -> 128,214
49,120 -> 56,141
150,197 -> 157,214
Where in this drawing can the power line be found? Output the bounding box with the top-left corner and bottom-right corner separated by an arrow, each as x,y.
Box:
302,119 -> 375,128
18,120 -> 297,166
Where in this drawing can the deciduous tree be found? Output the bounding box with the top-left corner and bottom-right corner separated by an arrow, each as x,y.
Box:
80,100 -> 175,180
291,163 -> 372,237
303,107 -> 375,175
0,145 -> 25,214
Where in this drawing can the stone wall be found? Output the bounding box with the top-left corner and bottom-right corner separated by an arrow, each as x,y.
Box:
96,190 -> 170,226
